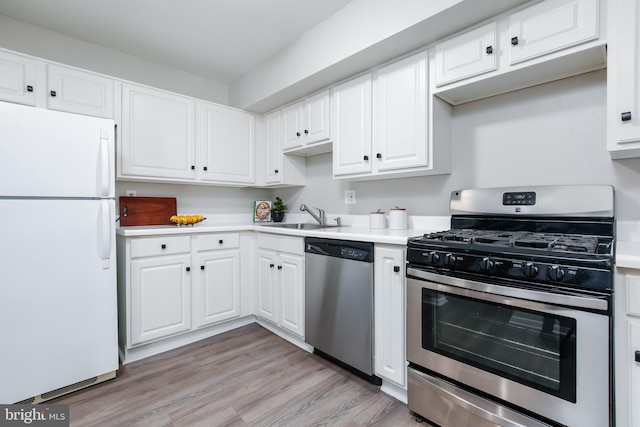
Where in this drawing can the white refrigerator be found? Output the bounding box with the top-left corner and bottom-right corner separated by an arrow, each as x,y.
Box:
0,102 -> 118,403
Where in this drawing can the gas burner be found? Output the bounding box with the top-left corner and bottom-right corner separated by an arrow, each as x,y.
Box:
421,229 -> 605,255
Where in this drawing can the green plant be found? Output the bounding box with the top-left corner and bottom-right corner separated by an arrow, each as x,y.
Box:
272,196 -> 288,212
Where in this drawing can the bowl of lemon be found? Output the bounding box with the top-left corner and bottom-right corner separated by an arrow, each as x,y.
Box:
170,214 -> 205,226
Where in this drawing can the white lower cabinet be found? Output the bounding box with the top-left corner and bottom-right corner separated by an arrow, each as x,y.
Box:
374,244 -> 406,388
615,268 -> 640,427
256,234 -> 304,338
118,232 -> 242,350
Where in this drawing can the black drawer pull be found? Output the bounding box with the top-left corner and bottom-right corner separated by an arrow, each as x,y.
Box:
26,85 -> 34,92
635,350 -> 640,363
161,244 -> 167,249
511,36 -> 519,46
622,111 -> 632,122
393,266 -> 400,273
50,90 -> 57,97
486,46 -> 493,55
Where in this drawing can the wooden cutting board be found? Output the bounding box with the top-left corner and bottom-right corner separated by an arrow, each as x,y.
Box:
119,196 -> 177,226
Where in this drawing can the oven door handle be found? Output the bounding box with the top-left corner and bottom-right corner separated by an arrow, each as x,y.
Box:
406,267 -> 608,311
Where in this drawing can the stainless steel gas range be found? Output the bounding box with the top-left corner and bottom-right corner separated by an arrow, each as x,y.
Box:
406,185 -> 614,427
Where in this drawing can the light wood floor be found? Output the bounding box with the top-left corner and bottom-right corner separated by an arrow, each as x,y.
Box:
52,323 -> 425,426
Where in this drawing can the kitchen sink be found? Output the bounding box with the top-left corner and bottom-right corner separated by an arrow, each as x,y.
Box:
263,223 -> 344,230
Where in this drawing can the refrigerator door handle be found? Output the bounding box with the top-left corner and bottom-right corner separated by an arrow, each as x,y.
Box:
100,199 -> 112,269
99,129 -> 111,197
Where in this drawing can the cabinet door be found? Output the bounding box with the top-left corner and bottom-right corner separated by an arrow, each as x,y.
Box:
282,101 -> 303,151
197,102 -> 255,184
303,90 -> 330,145
332,74 -> 372,177
434,22 -> 497,86
194,250 -> 240,328
608,0 -> 640,154
0,50 -> 38,106
508,0 -> 598,65
374,246 -> 406,387
256,250 -> 278,323
47,64 -> 114,118
121,83 -> 196,180
279,253 -> 304,337
374,51 -> 428,173
130,254 -> 192,346
264,111 -> 283,184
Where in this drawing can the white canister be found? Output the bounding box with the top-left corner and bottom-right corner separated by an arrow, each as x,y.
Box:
369,210 -> 386,229
388,206 -> 408,230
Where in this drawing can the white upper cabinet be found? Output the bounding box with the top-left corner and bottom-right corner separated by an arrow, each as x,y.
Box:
607,0 -> 640,158
433,0 -> 605,105
374,51 -> 428,173
507,0 -> 598,65
0,50 -> 38,106
197,102 -> 255,184
46,64 -> 114,119
120,83 -> 196,181
435,22 -> 498,87
332,73 -> 373,177
333,50 -> 450,181
0,49 -> 115,119
258,111 -> 306,187
281,90 -> 331,155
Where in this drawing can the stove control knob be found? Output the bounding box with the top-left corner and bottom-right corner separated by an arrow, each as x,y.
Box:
444,253 -> 457,267
427,251 -> 440,265
548,265 -> 566,281
480,257 -> 495,272
522,262 -> 539,278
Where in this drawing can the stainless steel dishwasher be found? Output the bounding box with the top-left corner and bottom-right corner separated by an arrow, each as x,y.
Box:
304,237 -> 380,384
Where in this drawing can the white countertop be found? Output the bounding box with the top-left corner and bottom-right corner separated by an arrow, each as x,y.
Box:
116,214 -> 451,245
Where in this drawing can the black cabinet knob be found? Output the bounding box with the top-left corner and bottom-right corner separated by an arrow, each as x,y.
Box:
635,350 -> 640,363
376,153 -> 382,159
200,265 -> 205,270
277,265 -> 283,270
622,111 -> 632,122
186,267 -> 191,272
219,239 -> 223,244
274,169 -> 279,174
511,36 -> 519,46
26,85 -> 34,92
50,90 -> 57,97
161,244 -> 167,249
269,263 -> 275,268
296,132 -> 301,137
364,155 -> 369,161
191,165 -> 195,170
304,129 -> 309,134
486,46 -> 493,55
203,166 -> 208,171
393,266 -> 400,273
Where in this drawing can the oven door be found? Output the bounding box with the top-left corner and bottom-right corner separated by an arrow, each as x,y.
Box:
406,267 -> 611,427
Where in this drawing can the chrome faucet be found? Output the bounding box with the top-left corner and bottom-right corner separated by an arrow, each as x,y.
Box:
300,204 -> 325,225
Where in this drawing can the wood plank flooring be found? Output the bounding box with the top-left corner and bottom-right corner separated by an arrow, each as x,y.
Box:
52,323 -> 425,426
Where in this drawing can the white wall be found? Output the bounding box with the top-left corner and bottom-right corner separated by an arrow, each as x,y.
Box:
0,14 -> 228,104
273,70 -> 640,221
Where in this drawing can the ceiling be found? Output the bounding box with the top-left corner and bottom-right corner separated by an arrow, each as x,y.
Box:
0,0 -> 353,84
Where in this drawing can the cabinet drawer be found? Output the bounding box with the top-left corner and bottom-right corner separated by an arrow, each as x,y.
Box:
257,233 -> 303,255
131,236 -> 191,258
197,233 -> 240,251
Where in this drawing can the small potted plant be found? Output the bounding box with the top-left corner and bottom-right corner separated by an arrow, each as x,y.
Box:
271,196 -> 288,222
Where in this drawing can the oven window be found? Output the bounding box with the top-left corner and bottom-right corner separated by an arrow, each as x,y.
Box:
422,289 -> 576,402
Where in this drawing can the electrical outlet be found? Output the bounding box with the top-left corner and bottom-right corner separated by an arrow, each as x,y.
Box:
126,190 -> 137,197
345,190 -> 356,204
